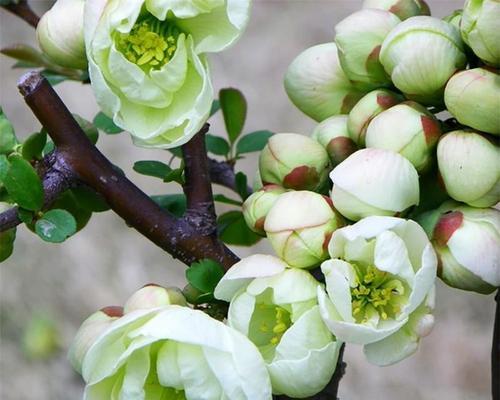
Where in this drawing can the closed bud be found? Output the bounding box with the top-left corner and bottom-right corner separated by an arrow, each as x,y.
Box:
312,115 -> 358,167
68,306 -> 123,374
242,185 -> 287,235
330,148 -> 420,221
335,9 -> 400,89
36,0 -> 87,69
259,133 -> 330,191
461,0 -> 500,67
264,191 -> 344,269
365,101 -> 442,172
444,68 -> 500,136
362,0 -> 430,20
123,284 -> 187,313
437,131 -> 500,207
284,43 -> 368,121
430,202 -> 500,294
443,9 -> 462,29
380,16 -> 467,105
347,89 -> 404,146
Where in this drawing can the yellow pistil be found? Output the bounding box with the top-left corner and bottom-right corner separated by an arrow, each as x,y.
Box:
350,265 -> 405,323
116,15 -> 180,72
256,305 -> 291,346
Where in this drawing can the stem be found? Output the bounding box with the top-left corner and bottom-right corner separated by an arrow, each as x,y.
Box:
1,0 -> 39,28
16,71 -> 238,270
493,290 -> 499,400
209,158 -> 252,196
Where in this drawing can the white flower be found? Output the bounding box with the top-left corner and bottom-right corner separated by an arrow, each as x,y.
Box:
215,255 -> 341,398
318,216 -> 437,366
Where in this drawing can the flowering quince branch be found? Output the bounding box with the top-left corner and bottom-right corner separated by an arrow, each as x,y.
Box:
1,0 -> 39,28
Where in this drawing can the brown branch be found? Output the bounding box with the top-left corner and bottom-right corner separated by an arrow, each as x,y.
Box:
493,290 -> 499,400
209,158 -> 252,196
16,71 -> 238,270
2,0 -> 39,28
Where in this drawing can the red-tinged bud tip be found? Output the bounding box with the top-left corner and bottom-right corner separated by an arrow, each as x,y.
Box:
100,306 -> 124,318
326,136 -> 357,166
421,115 -> 441,145
322,195 -> 334,209
283,165 -> 319,190
376,93 -> 400,109
433,211 -> 464,246
141,283 -> 162,289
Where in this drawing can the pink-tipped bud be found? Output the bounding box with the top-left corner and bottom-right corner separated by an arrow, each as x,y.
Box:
123,284 -> 186,314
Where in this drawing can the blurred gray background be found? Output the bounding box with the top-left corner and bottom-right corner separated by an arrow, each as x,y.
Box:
0,1 -> 495,399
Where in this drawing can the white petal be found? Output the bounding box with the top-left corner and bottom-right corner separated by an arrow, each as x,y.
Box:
374,230 -> 415,283
321,260 -> 356,322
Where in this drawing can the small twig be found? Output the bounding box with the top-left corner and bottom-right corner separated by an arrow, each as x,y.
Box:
1,0 -> 39,28
16,71 -> 238,269
209,158 -> 252,196
493,290 -> 499,400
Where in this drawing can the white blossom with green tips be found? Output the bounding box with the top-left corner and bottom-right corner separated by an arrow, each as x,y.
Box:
84,0 -> 250,148
214,255 -> 341,398
318,216 -> 437,366
80,305 -> 272,400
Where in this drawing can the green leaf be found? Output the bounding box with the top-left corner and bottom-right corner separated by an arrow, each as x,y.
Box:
41,70 -> 69,86
0,107 -> 18,155
151,194 -> 186,217
93,112 -> 123,134
51,191 -> 92,232
205,134 -> 230,156
1,44 -> 47,68
70,186 -> 109,213
0,155 -> 9,184
73,115 -> 99,145
22,131 -> 47,161
164,167 -> 184,184
217,211 -> 261,246
235,172 -> 249,200
219,88 -> 247,143
18,208 -> 34,225
213,194 -> 242,206
0,228 -> 16,262
35,209 -> 77,243
210,99 -> 220,117
236,130 -> 274,155
186,259 -> 225,295
167,147 -> 183,158
133,160 -> 172,179
43,140 -> 55,156
4,154 -> 44,211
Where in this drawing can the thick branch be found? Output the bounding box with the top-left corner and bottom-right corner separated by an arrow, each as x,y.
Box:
209,158 -> 252,196
0,150 -> 76,231
493,290 -> 499,400
2,0 -> 39,28
17,71 -> 238,269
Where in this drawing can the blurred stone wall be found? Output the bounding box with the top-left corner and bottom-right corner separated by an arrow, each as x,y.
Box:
0,1 -> 494,399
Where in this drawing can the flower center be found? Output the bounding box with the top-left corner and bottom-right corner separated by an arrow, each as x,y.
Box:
249,303 -> 292,348
116,15 -> 180,71
350,265 -> 405,323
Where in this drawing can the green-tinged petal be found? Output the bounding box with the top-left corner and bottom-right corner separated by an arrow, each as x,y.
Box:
157,341 -> 183,390
120,346 -> 150,399
150,34 -> 188,92
321,260 -> 356,323
374,230 -> 415,283
214,255 -> 287,302
228,291 -> 256,336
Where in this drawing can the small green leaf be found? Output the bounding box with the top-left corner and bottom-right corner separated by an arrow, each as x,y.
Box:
133,160 -> 172,179
210,100 -> 220,117
168,147 -> 183,158
205,134 -> 230,156
18,208 -> 34,225
35,209 -> 77,243
219,88 -> 247,143
22,131 -> 47,161
73,115 -> 99,145
93,112 -> 123,134
186,259 -> 225,295
236,130 -> 274,155
213,194 -> 242,206
151,194 -> 186,217
0,155 -> 9,184
70,186 -> 109,213
41,70 -> 69,86
164,167 -> 184,184
0,228 -> 16,262
235,172 -> 250,200
43,140 -> 55,156
51,191 -> 92,232
1,44 -> 47,67
217,211 -> 261,246
0,107 -> 18,155
4,154 -> 44,211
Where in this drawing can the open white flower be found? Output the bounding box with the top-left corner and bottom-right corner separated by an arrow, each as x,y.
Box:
318,216 -> 437,366
84,0 -> 250,148
215,255 -> 341,398
81,305 -> 272,400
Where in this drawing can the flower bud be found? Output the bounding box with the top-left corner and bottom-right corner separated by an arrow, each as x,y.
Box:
335,9 -> 401,88
437,131 -> 500,207
443,9 -> 462,29
330,148 -> 420,221
123,284 -> 186,313
311,115 -> 358,167
36,0 -> 87,69
259,133 -> 330,191
430,202 -> 500,294
461,0 -> 500,67
362,0 -> 430,20
380,16 -> 467,105
284,43 -> 368,121
242,185 -> 287,235
68,306 -> 122,374
444,68 -> 500,136
347,89 -> 404,146
264,191 -> 344,269
365,101 -> 442,172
